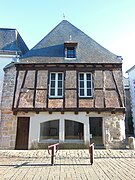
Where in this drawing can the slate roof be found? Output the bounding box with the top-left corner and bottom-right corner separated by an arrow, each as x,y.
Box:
21,20 -> 122,64
126,65 -> 135,73
0,28 -> 29,55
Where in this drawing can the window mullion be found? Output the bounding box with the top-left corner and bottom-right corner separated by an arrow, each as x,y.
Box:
90,75 -> 92,96
55,73 -> 58,96
79,73 -> 82,97
84,73 -> 87,96
62,74 -> 63,96
49,73 -> 51,97
79,74 -> 80,96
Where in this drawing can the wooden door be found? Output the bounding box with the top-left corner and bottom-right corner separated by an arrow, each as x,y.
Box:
15,117 -> 30,150
89,117 -> 103,147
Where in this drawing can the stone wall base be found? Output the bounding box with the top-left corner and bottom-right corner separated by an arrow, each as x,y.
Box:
105,140 -> 126,149
0,111 -> 126,150
128,137 -> 135,149
30,142 -> 89,150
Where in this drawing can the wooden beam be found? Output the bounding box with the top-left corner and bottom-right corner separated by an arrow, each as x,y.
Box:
46,71 -> 50,109
12,107 -> 125,113
16,70 -> 28,109
33,70 -> 38,107
93,72 -> 95,108
15,63 -> 122,71
63,71 -> 66,109
76,70 -> 79,109
112,71 -> 123,107
103,71 -> 106,108
12,70 -> 19,110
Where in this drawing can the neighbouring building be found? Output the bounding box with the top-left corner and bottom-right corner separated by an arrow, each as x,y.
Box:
0,28 -> 29,103
123,76 -> 133,135
0,20 -> 126,150
126,66 -> 135,135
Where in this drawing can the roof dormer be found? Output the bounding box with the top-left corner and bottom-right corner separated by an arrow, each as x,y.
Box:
64,41 -> 78,60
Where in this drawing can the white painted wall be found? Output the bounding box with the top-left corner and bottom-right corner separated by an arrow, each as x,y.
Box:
127,67 -> 135,134
28,112 -> 90,148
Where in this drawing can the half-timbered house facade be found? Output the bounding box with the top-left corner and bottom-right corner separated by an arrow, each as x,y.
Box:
0,20 -> 125,149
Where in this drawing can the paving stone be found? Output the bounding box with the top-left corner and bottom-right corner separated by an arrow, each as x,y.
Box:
0,150 -> 135,180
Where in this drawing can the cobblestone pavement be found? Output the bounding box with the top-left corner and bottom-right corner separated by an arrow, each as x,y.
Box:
0,149 -> 135,180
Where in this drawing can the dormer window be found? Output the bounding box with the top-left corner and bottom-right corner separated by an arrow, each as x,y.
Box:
67,47 -> 76,58
64,42 -> 78,60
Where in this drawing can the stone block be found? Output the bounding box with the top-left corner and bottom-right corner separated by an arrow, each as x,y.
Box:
10,134 -> 16,141
1,131 -> 8,136
3,110 -> 12,115
1,136 -> 10,147
128,137 -> 135,149
6,121 -> 13,130
10,140 -> 15,148
1,114 -> 15,121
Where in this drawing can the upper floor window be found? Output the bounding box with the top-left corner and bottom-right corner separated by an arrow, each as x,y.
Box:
64,42 -> 78,60
49,72 -> 63,98
79,73 -> 92,97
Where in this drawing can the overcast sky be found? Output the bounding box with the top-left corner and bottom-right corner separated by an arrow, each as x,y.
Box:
1,0 -> 135,76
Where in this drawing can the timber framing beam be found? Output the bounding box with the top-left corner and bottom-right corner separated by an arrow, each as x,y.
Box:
15,63 -> 122,71
13,107 -> 125,115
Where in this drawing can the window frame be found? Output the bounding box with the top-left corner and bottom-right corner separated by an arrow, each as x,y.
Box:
49,72 -> 64,98
39,120 -> 59,142
64,42 -> 78,60
65,120 -> 84,142
66,47 -> 76,59
78,72 -> 93,98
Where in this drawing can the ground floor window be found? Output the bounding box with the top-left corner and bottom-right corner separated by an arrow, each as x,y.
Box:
65,120 -> 84,141
40,120 -> 59,141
